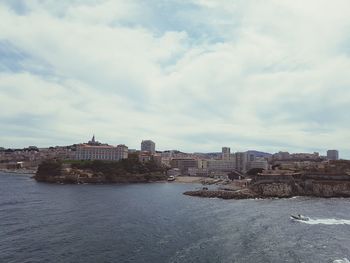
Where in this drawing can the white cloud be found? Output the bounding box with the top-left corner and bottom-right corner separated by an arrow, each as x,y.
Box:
1,0 -> 350,157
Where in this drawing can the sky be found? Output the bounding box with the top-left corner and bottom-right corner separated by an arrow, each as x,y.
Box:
1,0 -> 350,157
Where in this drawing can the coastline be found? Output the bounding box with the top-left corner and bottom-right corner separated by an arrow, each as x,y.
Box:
33,174 -> 221,185
183,177 -> 350,199
0,169 -> 36,176
174,176 -> 222,184
8,161 -> 350,200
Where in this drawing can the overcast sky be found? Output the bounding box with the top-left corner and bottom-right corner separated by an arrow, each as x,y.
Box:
1,0 -> 350,157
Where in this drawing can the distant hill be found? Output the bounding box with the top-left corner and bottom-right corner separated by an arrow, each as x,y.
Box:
247,150 -> 272,158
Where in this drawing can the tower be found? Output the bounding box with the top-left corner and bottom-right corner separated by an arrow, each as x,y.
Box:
141,140 -> 156,154
222,147 -> 231,160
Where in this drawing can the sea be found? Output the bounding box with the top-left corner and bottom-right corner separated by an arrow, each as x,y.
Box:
0,172 -> 350,263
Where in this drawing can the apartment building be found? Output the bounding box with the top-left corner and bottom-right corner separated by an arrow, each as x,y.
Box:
141,140 -> 156,154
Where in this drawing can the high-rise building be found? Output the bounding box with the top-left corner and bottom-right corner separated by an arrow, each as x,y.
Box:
222,147 -> 231,160
327,150 -> 339,160
235,152 -> 248,172
141,140 -> 156,154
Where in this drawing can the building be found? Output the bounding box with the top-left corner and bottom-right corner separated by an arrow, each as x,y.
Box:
272,151 -> 290,160
235,152 -> 248,172
291,152 -> 319,160
75,136 -> 128,161
222,147 -> 231,160
75,144 -> 128,161
207,159 -> 236,172
188,167 -> 209,177
247,159 -> 269,170
170,158 -> 198,175
248,152 -> 255,162
198,159 -> 208,169
139,152 -> 152,163
88,135 -> 99,145
272,151 -> 320,161
327,150 -> 339,160
141,140 -> 155,154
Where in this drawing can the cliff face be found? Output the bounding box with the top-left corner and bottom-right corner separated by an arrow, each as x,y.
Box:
310,181 -> 350,197
251,183 -> 294,198
250,180 -> 350,198
184,175 -> 350,200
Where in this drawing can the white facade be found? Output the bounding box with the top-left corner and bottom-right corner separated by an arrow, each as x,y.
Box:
207,159 -> 236,172
235,152 -> 248,172
75,144 -> 128,161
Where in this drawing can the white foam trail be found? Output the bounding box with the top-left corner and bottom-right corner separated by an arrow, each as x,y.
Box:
299,218 -> 350,225
333,258 -> 350,263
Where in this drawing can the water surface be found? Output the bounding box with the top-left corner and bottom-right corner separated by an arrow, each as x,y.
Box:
1,172 -> 349,263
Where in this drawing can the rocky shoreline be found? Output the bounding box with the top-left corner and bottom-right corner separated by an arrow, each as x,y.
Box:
184,178 -> 350,199
184,189 -> 260,199
0,169 -> 36,175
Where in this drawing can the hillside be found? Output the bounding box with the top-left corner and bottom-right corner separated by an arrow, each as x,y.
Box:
34,154 -> 166,184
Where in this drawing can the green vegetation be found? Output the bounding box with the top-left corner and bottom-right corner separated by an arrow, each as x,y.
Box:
35,153 -> 166,184
35,159 -> 63,182
246,168 -> 264,176
72,154 -> 160,173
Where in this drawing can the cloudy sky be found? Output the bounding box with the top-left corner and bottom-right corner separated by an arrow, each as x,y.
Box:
1,0 -> 350,156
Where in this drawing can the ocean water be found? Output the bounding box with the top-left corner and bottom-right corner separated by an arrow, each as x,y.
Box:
0,172 -> 349,263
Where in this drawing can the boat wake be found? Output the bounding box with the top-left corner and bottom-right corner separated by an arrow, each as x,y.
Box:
333,258 -> 350,263
298,218 -> 350,225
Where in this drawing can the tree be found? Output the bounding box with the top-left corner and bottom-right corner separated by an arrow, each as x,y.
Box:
35,159 -> 62,181
246,168 -> 264,176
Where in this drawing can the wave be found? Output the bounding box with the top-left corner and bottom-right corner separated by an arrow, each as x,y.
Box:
299,218 -> 350,225
333,258 -> 350,263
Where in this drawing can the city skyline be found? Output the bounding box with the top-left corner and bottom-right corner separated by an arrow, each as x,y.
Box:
1,1 -> 350,157
0,135 -> 341,159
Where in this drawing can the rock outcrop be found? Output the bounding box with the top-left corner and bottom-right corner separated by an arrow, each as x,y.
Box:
34,159 -> 167,184
184,189 -> 259,199
250,174 -> 350,198
184,174 -> 350,199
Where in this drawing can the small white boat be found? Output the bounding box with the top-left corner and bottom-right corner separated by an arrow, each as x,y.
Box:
290,214 -> 309,221
167,176 -> 175,182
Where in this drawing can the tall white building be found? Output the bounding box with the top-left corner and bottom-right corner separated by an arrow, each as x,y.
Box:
141,140 -> 156,154
235,152 -> 248,172
222,147 -> 231,160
